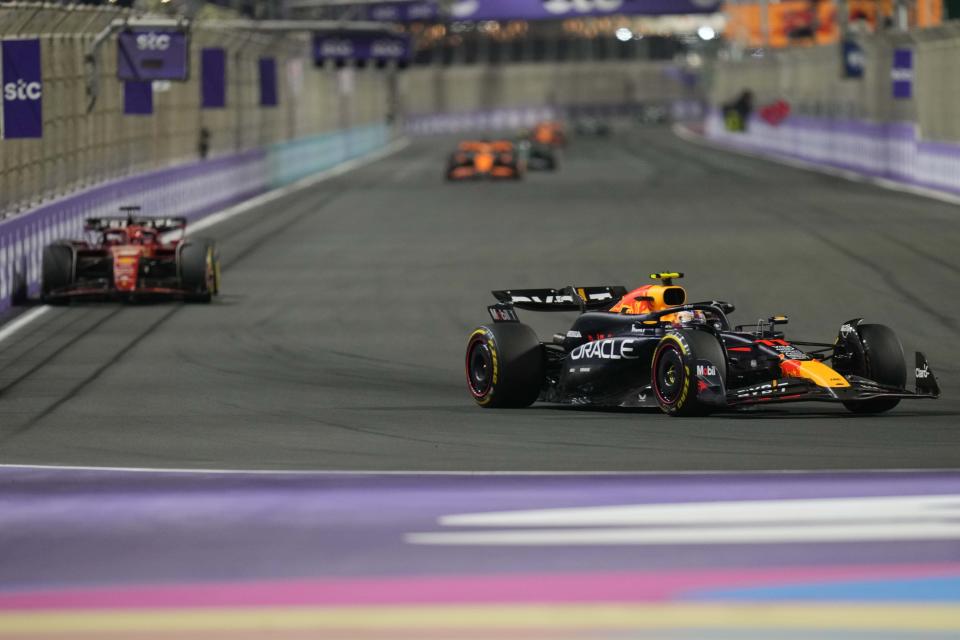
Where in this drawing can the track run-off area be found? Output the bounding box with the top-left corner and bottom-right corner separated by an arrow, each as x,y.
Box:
0,128 -> 958,471
2,128 -> 960,639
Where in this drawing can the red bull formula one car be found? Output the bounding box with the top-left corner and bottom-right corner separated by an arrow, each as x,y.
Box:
446,140 -> 525,181
41,207 -> 220,304
466,273 -> 940,415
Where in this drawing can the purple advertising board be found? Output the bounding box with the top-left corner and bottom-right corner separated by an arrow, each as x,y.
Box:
117,30 -> 190,82
201,48 -> 227,108
313,32 -> 411,64
123,81 -> 154,115
259,58 -> 278,107
1,39 -> 43,139
367,2 -> 440,21
892,48 -> 913,100
363,0 -> 721,21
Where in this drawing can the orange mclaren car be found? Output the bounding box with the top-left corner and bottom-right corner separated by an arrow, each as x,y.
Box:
531,120 -> 567,148
446,140 -> 526,181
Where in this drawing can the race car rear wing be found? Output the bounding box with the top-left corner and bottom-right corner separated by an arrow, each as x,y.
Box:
493,286 -> 628,312
85,216 -> 188,233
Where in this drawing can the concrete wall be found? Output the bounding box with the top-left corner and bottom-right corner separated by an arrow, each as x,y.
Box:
710,23 -> 960,143
400,60 -> 701,120
705,23 -> 960,197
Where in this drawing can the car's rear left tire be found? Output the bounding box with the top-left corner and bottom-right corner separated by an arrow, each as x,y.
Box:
179,239 -> 219,304
466,324 -> 544,408
651,330 -> 726,417
41,244 -> 75,305
843,324 -> 905,414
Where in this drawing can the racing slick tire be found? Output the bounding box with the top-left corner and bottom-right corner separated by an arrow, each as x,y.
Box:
466,323 -> 544,408
843,324 -> 906,415
41,244 -> 75,305
179,239 -> 219,304
651,330 -> 726,417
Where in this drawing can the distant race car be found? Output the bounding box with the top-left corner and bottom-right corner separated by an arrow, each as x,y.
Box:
446,140 -> 525,181
516,134 -> 559,172
573,117 -> 611,137
466,273 -> 940,415
635,103 -> 671,126
41,207 -> 220,304
531,120 -> 567,148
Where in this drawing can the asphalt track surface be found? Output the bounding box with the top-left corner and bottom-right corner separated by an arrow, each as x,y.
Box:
0,128 -> 958,471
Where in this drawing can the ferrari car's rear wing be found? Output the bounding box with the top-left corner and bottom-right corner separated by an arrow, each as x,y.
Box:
493,286 -> 628,312
85,216 -> 187,233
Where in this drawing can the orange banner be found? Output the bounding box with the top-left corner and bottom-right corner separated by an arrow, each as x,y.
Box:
725,1 -> 943,48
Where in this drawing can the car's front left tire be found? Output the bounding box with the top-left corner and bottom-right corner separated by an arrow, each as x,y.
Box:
842,323 -> 906,414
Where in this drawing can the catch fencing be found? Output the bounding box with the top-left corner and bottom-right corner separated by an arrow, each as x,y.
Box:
0,2 -> 394,218
707,22 -> 960,194
0,2 -> 397,314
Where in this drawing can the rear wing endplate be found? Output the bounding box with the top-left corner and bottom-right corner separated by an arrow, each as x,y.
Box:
492,286 -> 627,312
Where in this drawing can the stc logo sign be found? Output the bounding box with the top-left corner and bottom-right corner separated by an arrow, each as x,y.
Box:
3,78 -> 41,102
118,31 -> 189,81
135,32 -> 172,51
541,0 -> 624,14
320,39 -> 355,58
452,1 -> 624,17
451,0 -> 720,19
370,40 -> 407,59
1,39 -> 44,139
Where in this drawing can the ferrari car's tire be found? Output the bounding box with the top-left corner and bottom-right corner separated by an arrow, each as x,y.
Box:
466,324 -> 544,408
41,244 -> 75,305
179,239 -> 219,304
651,330 -> 726,417
843,324 -> 905,414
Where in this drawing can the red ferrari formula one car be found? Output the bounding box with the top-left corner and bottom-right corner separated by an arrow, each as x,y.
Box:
41,207 -> 220,304
446,140 -> 525,181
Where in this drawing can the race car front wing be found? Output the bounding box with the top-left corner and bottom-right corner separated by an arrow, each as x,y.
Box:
718,352 -> 940,407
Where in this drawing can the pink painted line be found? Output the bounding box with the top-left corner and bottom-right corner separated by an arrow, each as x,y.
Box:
2,565 -> 960,611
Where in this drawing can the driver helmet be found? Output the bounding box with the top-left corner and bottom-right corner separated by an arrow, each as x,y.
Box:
673,310 -> 706,326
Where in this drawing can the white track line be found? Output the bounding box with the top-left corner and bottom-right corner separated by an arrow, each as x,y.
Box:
0,306 -> 51,346
672,124 -> 960,207
0,463 -> 956,476
0,138 -> 411,347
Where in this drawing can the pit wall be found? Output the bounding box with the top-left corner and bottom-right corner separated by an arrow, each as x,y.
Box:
400,60 -> 703,134
706,23 -> 960,195
0,123 -> 391,315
